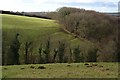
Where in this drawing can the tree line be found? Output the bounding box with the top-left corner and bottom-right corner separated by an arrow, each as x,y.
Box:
1,10 -> 51,19
2,33 -> 99,65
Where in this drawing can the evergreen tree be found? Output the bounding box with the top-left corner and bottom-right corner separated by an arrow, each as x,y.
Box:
25,41 -> 32,64
53,48 -> 58,63
38,43 -> 43,63
73,46 -> 81,63
43,37 -> 51,63
58,41 -> 65,63
10,33 -> 20,65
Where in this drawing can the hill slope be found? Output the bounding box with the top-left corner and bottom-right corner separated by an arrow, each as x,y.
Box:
2,14 -> 95,64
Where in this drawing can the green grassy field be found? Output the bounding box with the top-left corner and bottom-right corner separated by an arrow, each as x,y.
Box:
2,63 -> 118,78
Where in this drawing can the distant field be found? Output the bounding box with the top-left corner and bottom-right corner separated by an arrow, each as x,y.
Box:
2,63 -> 118,78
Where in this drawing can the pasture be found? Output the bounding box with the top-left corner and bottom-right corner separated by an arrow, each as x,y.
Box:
2,63 -> 118,78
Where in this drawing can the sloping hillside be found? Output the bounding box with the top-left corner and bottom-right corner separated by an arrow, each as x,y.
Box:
2,14 -> 95,64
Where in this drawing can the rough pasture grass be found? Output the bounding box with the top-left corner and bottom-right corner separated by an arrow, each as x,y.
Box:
2,63 -> 118,78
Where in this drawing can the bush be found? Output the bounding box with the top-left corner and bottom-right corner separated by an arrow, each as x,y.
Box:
73,46 -> 84,62
86,48 -> 98,62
